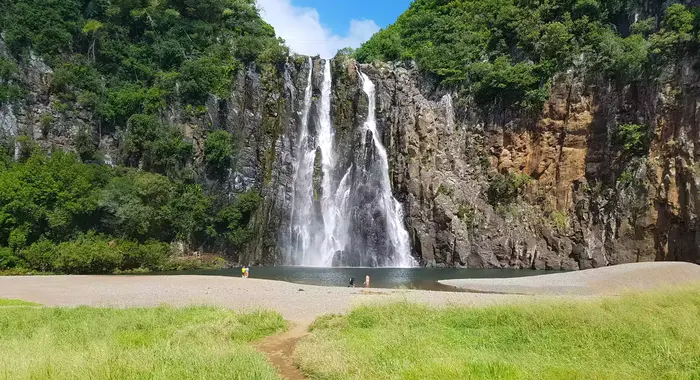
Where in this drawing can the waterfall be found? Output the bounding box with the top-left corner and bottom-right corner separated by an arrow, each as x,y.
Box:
317,60 -> 349,267
357,72 -> 414,268
287,59 -> 414,268
288,58 -> 316,265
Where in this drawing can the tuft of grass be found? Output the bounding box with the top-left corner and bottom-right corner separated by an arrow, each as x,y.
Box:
0,305 -> 286,379
295,287 -> 700,379
0,299 -> 39,307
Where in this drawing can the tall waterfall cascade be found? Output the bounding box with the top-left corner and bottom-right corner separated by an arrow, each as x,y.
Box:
286,59 -> 415,268
288,57 -> 316,265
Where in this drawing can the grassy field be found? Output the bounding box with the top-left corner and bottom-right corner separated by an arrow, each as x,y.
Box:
295,288 -> 700,380
0,299 -> 39,307
0,302 -> 286,379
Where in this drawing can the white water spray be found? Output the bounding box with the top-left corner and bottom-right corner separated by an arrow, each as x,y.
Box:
316,60 -> 344,266
287,60 -> 414,267
288,58 -> 316,265
359,72 -> 414,268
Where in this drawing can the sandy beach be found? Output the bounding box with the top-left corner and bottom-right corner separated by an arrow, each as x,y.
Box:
0,274 -> 532,322
440,262 -> 700,295
1,262 -> 699,322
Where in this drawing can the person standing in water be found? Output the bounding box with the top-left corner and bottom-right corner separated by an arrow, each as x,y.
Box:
363,275 -> 370,288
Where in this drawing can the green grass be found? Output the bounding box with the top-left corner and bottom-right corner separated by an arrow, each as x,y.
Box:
295,288 -> 700,379
0,299 -> 39,307
0,304 -> 286,379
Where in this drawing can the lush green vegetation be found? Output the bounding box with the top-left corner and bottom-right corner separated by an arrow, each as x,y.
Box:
0,299 -> 38,307
487,172 -> 532,206
0,151 -> 259,274
0,0 -> 288,272
0,58 -> 23,104
0,302 -> 285,379
357,1 -> 699,112
615,123 -> 651,157
205,130 -> 236,178
2,0 -> 286,112
296,287 -> 700,379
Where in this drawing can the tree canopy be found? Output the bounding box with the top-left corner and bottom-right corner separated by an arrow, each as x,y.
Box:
356,0 -> 699,112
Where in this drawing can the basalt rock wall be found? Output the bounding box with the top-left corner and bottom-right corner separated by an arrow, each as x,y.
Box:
351,59 -> 700,269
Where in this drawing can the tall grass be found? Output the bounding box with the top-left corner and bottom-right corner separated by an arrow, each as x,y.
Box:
0,303 -> 286,379
295,288 -> 700,379
0,299 -> 39,307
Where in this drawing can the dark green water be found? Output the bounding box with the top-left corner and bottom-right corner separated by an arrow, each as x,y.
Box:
161,267 -> 550,291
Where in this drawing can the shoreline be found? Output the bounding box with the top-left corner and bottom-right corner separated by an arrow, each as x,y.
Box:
0,275 -> 544,322
1,262 -> 699,322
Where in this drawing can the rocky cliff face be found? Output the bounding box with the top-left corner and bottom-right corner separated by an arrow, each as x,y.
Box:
3,42 -> 699,269
353,59 -> 700,269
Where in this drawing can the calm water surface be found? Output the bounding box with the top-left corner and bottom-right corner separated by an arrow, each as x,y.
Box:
162,267 -> 551,291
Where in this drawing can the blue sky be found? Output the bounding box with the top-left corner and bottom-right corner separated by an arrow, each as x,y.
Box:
257,0 -> 412,58
292,0 -> 412,34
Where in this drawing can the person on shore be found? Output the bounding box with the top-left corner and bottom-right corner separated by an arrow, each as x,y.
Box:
363,275 -> 370,288
244,267 -> 249,278
241,267 -> 246,278
349,277 -> 355,288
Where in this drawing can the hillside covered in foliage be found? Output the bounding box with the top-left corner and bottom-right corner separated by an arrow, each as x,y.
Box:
0,0 -> 287,273
357,0 -> 698,113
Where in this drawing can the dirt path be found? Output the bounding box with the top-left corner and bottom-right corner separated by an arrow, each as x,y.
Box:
255,323 -> 311,380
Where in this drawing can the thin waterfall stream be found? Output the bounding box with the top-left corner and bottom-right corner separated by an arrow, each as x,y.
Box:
358,72 -> 414,268
288,57 -> 316,265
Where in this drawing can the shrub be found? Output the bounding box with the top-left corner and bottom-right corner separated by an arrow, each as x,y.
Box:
119,114 -> 192,175
18,234 -> 173,274
487,172 -> 532,206
551,211 -> 569,230
615,123 -> 650,157
204,130 -> 234,178
117,239 -> 170,271
0,247 -> 23,270
457,205 -> 476,227
0,58 -> 23,103
20,239 -> 57,272
53,234 -> 123,274
436,184 -> 454,197
74,127 -> 98,162
213,191 -> 262,249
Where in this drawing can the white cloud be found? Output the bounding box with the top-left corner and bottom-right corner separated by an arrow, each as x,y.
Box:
256,0 -> 380,58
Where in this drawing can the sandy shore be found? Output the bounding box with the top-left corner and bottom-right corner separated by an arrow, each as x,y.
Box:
0,275 -> 538,322
1,262 -> 698,322
440,262 -> 700,295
